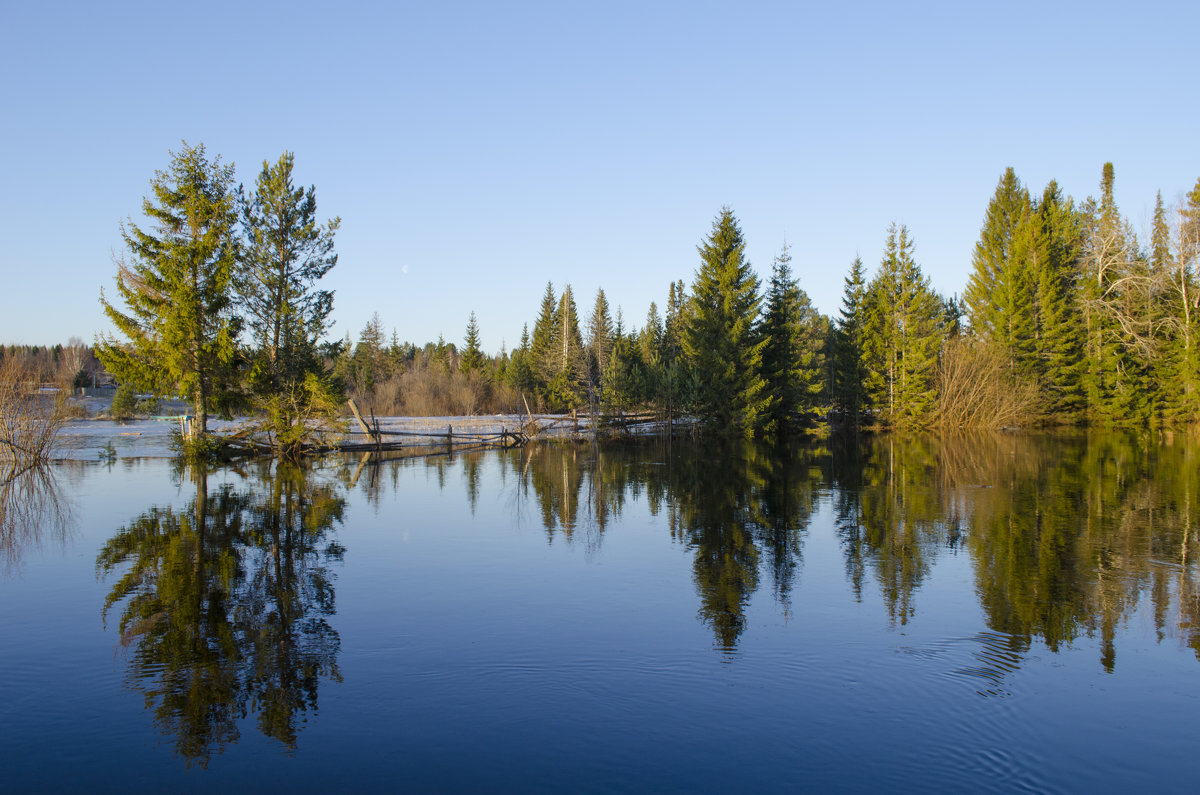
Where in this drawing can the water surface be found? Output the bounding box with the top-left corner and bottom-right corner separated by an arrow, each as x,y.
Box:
2,432 -> 1198,792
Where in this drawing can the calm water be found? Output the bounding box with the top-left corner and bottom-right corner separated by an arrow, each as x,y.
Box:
2,432 -> 1199,792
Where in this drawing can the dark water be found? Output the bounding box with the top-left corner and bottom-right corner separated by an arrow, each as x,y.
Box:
2,432 -> 1199,792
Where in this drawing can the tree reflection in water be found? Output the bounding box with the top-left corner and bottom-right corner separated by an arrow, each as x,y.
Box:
510,439 -> 825,651
96,461 -> 345,766
499,432 -> 1200,672
0,463 -> 74,574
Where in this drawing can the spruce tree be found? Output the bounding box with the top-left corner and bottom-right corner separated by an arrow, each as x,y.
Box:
1032,181 -> 1086,420
964,167 -> 1036,376
833,256 -> 868,427
760,243 -> 824,434
586,288 -> 614,398
659,281 -> 689,420
529,282 -> 558,403
506,324 -> 537,398
682,207 -> 769,436
861,225 -> 943,428
460,312 -> 486,374
547,284 -> 585,410
97,142 -> 240,438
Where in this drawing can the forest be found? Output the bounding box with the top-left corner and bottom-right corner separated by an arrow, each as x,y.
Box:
6,148 -> 1200,444
296,161 -> 1200,436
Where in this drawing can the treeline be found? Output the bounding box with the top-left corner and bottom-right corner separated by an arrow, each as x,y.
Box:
350,163 -> 1197,435
0,340 -> 101,389
80,142 -> 1200,438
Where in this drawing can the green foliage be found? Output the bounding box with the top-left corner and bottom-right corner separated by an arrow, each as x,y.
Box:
96,142 -> 242,435
683,208 -> 770,437
587,288 -> 614,400
760,243 -> 825,434
861,225 -> 944,428
238,151 -> 342,453
1030,181 -> 1086,421
135,395 -> 162,416
832,257 -> 868,427
110,383 -> 138,420
964,168 -> 1037,377
239,151 -> 339,376
257,372 -> 344,458
545,285 -> 586,410
460,312 -> 486,374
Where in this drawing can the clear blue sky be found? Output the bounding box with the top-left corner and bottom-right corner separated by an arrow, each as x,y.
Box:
3,0 -> 1198,353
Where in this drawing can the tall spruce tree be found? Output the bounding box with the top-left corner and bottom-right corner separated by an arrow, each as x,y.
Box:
964,168 -> 1037,377
682,207 -> 769,436
1032,181 -> 1086,420
587,288 -> 614,399
547,284 -> 585,410
833,256 -> 868,427
861,225 -> 943,428
460,312 -> 485,374
97,142 -> 241,438
529,282 -> 558,404
506,324 -> 537,398
760,243 -> 824,434
659,280 -> 689,420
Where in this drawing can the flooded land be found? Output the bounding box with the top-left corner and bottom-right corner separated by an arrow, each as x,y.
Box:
2,430 -> 1199,791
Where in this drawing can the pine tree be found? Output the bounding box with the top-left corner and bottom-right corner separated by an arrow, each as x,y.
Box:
239,151 -> 339,375
833,256 -> 868,427
529,281 -> 558,404
586,288 -> 614,399
658,281 -> 689,420
683,207 -> 769,436
460,312 -> 486,374
1032,181 -> 1086,421
96,142 -> 240,438
861,225 -> 943,428
547,284 -> 585,410
964,167 -> 1036,376
506,324 -> 537,398
760,243 -> 824,434
238,151 -> 341,451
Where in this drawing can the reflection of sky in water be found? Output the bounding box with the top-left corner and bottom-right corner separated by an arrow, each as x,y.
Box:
2,437 -> 1199,791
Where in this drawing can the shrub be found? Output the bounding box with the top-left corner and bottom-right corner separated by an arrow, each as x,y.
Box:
110,383 -> 138,421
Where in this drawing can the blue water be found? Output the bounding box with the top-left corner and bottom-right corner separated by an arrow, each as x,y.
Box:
2,435 -> 1198,792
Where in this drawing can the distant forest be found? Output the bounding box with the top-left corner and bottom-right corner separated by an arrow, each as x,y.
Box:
6,153 -> 1199,437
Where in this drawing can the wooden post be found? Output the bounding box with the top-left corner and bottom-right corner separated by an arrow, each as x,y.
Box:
347,400 -> 373,440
